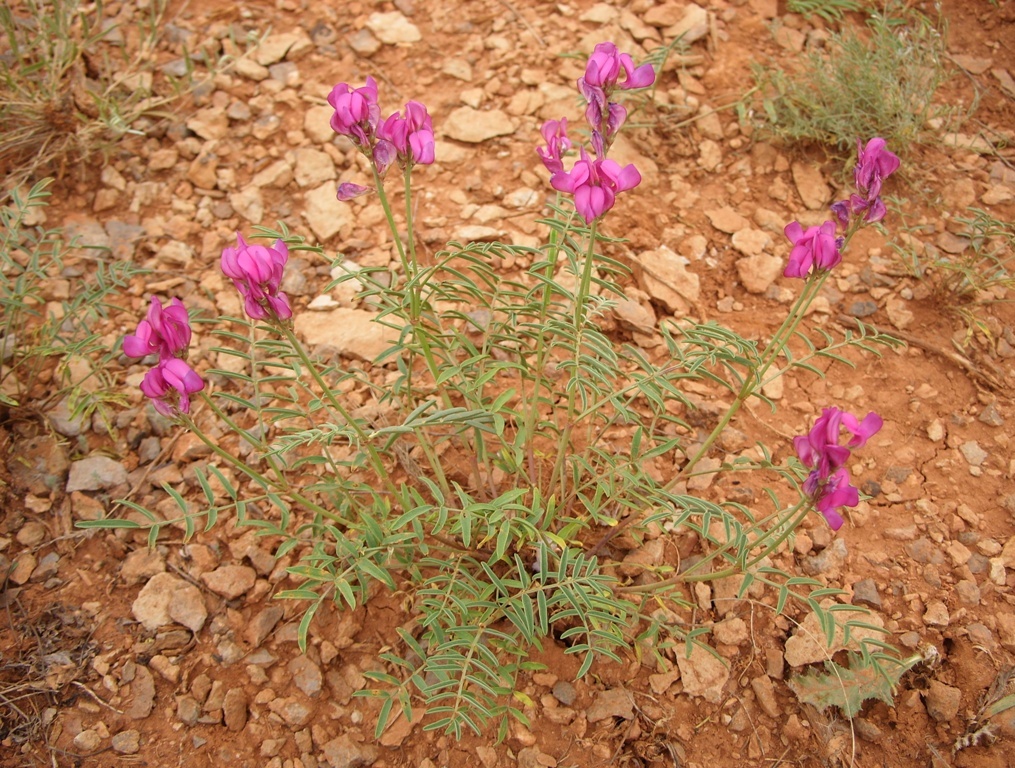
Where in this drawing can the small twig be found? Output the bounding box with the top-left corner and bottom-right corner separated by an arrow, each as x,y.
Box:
496,0 -> 546,47
835,314 -> 1006,391
70,681 -> 123,714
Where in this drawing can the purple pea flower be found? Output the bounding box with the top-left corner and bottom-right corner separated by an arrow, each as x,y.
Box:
123,296 -> 192,360
579,42 -> 655,92
810,468 -> 860,530
783,220 -> 843,278
549,146 -> 641,223
830,199 -> 852,229
372,140 -> 398,177
794,407 -> 883,478
220,233 -> 293,322
536,118 -> 572,174
327,77 -> 381,150
854,137 -> 900,202
832,193 -> 888,227
377,101 -> 436,169
795,407 -> 882,530
578,43 -> 652,158
140,357 -> 205,417
337,182 -> 372,201
832,137 -> 900,229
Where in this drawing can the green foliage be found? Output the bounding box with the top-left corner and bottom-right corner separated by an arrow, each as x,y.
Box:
889,201 -> 1015,333
754,1 -> 949,154
0,178 -> 141,425
927,208 -> 1014,307
788,650 -> 918,717
82,80 -> 908,734
786,0 -> 864,24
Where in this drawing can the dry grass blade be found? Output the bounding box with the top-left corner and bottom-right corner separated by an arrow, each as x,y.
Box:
0,0 -> 216,188
0,598 -> 97,750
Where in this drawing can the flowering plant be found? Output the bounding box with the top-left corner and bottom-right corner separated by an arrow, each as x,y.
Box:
93,44 -> 911,737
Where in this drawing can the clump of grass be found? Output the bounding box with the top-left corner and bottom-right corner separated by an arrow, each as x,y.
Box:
890,202 -> 1015,334
937,208 -> 1015,305
1,178 -> 143,430
754,0 -> 950,155
0,0 -> 208,186
786,0 -> 864,24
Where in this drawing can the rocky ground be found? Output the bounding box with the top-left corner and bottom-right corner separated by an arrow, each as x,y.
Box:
2,0 -> 1015,767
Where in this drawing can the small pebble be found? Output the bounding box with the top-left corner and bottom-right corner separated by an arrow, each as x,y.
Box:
552,680 -> 577,706
924,680 -> 961,722
978,403 -> 1004,426
959,441 -> 988,467
851,578 -> 882,609
923,600 -> 950,627
73,729 -> 102,751
111,730 -> 141,754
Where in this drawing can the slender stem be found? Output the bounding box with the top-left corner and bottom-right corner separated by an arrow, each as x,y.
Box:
521,198 -> 567,485
549,218 -> 599,499
672,269 -> 829,487
372,161 -> 457,496
572,219 -> 600,330
278,324 -> 396,496
404,164 -> 418,276
757,271 -> 828,375
199,391 -> 288,486
372,166 -> 410,277
179,415 -> 354,526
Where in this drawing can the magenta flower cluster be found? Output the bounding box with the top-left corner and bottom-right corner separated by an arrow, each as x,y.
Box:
831,137 -> 901,227
123,297 -> 204,417
783,220 -> 841,278
783,137 -> 900,279
579,42 -> 655,158
538,42 -> 655,223
794,407 -> 883,529
221,234 -> 292,322
328,76 -> 435,199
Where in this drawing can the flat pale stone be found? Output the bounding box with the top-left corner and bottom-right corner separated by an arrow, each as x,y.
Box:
303,184 -> 353,241
791,162 -> 831,210
731,228 -> 772,257
229,188 -> 264,224
443,107 -> 515,143
132,573 -> 186,631
295,308 -> 405,362
639,245 -> 700,313
736,254 -> 782,294
304,105 -> 336,144
293,148 -> 335,188
201,565 -> 256,600
66,456 -> 128,492
442,59 -> 473,82
186,108 -> 228,140
885,296 -> 914,330
255,32 -> 313,65
366,12 -> 421,44
675,642 -> 729,703
586,688 -> 635,722
168,582 -> 208,632
454,225 -> 501,242
951,55 -> 992,75
663,4 -> 710,44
